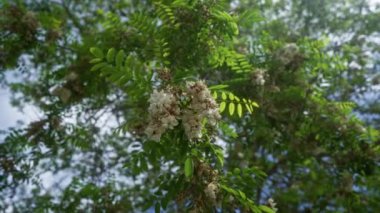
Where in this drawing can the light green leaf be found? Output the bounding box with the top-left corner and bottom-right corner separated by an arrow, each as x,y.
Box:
237,103 -> 242,117
251,101 -> 259,108
229,22 -> 239,35
184,157 -> 193,178
90,47 -> 104,58
212,91 -> 218,99
238,190 -> 246,200
222,92 -> 227,100
209,84 -> 229,90
214,148 -> 224,167
106,48 -> 116,63
245,103 -> 252,114
229,102 -> 235,115
250,206 -> 262,213
228,92 -> 235,101
259,205 -> 275,213
220,102 -> 226,113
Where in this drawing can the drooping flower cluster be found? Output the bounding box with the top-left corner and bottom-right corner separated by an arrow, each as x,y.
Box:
182,81 -> 221,139
145,89 -> 180,141
204,182 -> 219,203
250,68 -> 267,86
196,161 -> 220,204
145,81 -> 220,141
268,198 -> 278,212
277,43 -> 300,65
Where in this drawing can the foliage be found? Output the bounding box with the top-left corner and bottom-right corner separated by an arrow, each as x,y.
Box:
0,0 -> 380,212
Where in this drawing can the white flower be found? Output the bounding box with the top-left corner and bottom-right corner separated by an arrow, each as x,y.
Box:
278,43 -> 300,65
268,198 -> 278,212
145,90 -> 180,141
182,109 -> 203,139
204,182 -> 218,202
182,81 -> 221,139
251,69 -> 267,86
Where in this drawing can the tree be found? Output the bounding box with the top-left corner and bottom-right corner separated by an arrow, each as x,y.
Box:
1,0 -> 379,212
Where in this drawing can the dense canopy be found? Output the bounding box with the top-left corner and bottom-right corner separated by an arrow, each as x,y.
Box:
1,0 -> 379,212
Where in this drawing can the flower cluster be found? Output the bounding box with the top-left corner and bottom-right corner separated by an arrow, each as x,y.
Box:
268,198 -> 278,212
182,81 -> 221,139
251,68 -> 267,86
204,182 -> 219,203
277,43 -> 300,65
145,89 -> 180,141
145,81 -> 220,141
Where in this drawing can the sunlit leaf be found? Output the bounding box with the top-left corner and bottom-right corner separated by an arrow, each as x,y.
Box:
237,103 -> 242,117
229,102 -> 235,115
220,102 -> 226,113
184,157 -> 193,178
209,84 -> 229,90
222,92 -> 227,100
90,47 -> 104,58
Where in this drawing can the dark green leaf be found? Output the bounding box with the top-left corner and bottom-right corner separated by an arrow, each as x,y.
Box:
106,48 -> 116,63
90,62 -> 107,71
155,202 -> 160,213
115,50 -> 125,67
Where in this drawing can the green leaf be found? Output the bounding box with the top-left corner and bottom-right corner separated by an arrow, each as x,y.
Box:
229,22 -> 239,35
229,92 -> 235,101
229,102 -> 235,116
245,103 -> 252,114
184,157 -> 193,178
238,190 -> 246,200
209,84 -> 229,90
214,148 -> 224,167
161,196 -> 169,210
212,91 -> 218,99
115,50 -> 125,67
237,103 -> 242,117
90,62 -> 107,71
89,58 -> 103,64
106,48 -> 116,63
220,102 -> 226,113
220,184 -> 238,196
250,206 -> 262,213
251,101 -> 259,108
216,154 -> 224,167
233,168 -> 241,175
222,92 -> 227,100
155,202 -> 160,213
90,47 -> 104,58
259,205 -> 275,213
100,64 -> 113,74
